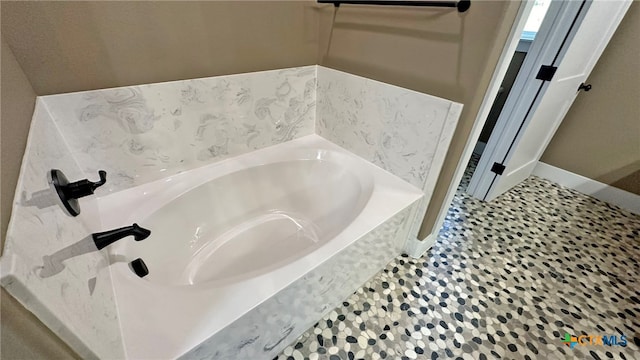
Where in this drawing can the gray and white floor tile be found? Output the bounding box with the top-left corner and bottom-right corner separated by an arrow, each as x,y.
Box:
275,154 -> 640,360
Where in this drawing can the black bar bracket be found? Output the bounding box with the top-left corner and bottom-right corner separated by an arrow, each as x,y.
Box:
318,0 -> 471,13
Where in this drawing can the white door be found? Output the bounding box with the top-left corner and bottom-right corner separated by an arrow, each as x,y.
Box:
467,0 -> 632,201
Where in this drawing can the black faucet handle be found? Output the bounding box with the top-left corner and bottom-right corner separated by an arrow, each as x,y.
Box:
95,170 -> 107,187
52,169 -> 108,216
65,170 -> 107,199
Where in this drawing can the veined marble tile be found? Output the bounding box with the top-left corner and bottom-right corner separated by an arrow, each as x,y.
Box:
42,66 -> 316,193
0,100 -> 124,359
180,200 -> 420,360
316,66 -> 462,241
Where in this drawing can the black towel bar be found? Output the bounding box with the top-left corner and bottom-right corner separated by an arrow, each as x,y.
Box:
318,0 -> 471,13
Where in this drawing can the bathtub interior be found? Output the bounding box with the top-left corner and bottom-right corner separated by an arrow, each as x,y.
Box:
113,158 -> 374,287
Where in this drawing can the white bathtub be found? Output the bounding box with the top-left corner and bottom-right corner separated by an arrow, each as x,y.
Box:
98,134 -> 423,359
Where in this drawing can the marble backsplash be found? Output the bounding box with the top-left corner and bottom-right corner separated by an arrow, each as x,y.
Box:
316,67 -> 462,241
42,66 -> 317,193
1,100 -> 124,359
38,65 -> 459,205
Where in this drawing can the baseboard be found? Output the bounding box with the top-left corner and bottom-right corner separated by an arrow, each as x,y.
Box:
473,141 -> 486,155
403,234 -> 437,259
533,162 -> 640,215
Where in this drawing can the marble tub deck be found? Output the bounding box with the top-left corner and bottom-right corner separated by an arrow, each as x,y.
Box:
275,155 -> 640,360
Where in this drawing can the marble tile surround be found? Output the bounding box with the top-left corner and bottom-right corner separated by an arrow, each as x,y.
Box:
0,100 -> 124,359
316,67 -> 462,243
42,66 -> 317,193
2,65 -> 464,359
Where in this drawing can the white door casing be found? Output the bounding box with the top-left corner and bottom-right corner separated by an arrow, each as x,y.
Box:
467,0 -> 632,201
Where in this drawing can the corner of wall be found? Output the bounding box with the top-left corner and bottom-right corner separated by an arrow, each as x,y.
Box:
416,0 -> 525,241
0,36 -> 38,245
313,67 -> 463,255
404,233 -> 437,259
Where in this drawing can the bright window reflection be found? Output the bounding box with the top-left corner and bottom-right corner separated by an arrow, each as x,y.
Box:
521,0 -> 552,41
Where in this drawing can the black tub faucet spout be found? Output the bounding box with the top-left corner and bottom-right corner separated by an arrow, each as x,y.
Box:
93,223 -> 151,250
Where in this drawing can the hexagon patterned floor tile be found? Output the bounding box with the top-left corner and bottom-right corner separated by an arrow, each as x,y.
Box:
275,155 -> 640,360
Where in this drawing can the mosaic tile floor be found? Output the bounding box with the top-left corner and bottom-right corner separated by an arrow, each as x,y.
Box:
275,154 -> 640,360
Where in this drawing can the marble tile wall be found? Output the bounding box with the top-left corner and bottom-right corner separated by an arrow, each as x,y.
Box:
316,67 -> 462,243
42,66 -> 317,193
0,100 -> 124,359
180,200 -> 420,360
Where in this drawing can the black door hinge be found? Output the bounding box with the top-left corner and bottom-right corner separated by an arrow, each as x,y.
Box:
491,162 -> 506,175
536,65 -> 558,81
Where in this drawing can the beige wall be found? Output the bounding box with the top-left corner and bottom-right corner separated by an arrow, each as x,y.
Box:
1,1 -> 319,95
316,1 -> 520,237
1,0 -> 522,355
541,2 -> 640,195
1,288 -> 80,359
1,36 -> 35,243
